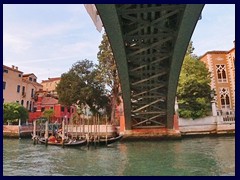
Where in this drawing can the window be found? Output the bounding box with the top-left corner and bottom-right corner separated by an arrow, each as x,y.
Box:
61,106 -> 65,112
16,101 -> 19,104
3,81 -> 6,90
21,100 -> 24,106
219,88 -> 230,109
67,107 -> 70,113
41,107 -> 45,112
19,74 -> 22,77
3,69 -> 8,73
33,107 -> 37,112
34,79 -> 36,82
31,89 -> 34,98
17,85 -> 20,93
22,86 -> 25,96
29,101 -> 32,111
216,65 -> 227,83
29,77 -> 32,81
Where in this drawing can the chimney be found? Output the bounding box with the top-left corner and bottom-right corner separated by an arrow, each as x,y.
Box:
16,66 -> 18,70
12,65 -> 15,69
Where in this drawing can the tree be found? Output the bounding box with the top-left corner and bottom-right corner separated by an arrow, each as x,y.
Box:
42,109 -> 54,123
177,43 -> 212,119
186,40 -> 195,55
56,59 -> 110,116
3,102 -> 28,125
97,32 -> 121,124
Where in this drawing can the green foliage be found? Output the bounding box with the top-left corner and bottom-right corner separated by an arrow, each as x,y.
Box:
186,41 -> 195,55
97,32 -> 119,90
3,102 -> 28,124
42,109 -> 54,121
97,32 -> 121,123
56,59 -> 110,116
177,48 -> 212,119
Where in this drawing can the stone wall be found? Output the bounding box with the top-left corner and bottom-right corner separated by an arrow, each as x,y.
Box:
3,125 -> 20,137
3,125 -> 33,138
179,115 -> 235,135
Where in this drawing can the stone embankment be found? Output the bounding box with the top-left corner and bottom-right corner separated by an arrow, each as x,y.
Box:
3,125 -> 33,138
3,115 -> 234,139
179,115 -> 235,136
3,124 -> 117,138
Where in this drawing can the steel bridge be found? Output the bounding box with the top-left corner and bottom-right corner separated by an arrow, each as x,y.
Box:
94,4 -> 204,131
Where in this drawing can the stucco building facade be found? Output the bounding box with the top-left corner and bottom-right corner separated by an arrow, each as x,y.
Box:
41,77 -> 61,94
3,65 -> 43,111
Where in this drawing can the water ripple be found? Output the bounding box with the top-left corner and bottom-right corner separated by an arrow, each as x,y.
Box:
3,137 -> 235,176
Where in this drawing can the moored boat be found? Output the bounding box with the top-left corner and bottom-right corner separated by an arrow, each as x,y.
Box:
89,134 -> 123,146
36,136 -> 87,147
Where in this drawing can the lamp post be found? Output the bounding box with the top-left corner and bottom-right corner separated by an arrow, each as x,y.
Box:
211,91 -> 217,116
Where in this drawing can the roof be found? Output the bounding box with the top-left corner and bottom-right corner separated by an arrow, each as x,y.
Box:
41,97 -> 59,105
42,77 -> 61,83
22,78 -> 43,87
23,73 -> 37,77
200,50 -> 229,59
3,65 -> 23,73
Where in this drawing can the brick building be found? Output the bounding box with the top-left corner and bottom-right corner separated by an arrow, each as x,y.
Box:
200,41 -> 235,115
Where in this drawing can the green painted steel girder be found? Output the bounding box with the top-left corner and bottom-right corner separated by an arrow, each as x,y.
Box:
96,4 -> 204,130
96,5 -> 132,130
166,4 -> 205,129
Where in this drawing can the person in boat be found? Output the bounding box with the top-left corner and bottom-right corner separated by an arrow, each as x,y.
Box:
57,128 -> 62,133
67,137 -> 77,144
48,135 -> 57,143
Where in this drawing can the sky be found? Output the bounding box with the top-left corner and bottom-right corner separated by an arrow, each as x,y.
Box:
3,4 -> 235,83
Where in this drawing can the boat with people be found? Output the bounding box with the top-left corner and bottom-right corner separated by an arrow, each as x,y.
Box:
31,116 -> 123,148
36,135 -> 87,147
33,134 -> 122,147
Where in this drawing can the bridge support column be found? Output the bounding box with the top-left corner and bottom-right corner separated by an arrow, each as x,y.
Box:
119,115 -> 125,135
173,114 -> 179,131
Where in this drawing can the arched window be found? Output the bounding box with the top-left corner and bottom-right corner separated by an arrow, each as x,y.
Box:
216,65 -> 227,83
219,88 -> 230,109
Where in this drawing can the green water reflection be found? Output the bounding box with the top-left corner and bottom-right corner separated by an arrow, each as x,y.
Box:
3,136 -> 235,176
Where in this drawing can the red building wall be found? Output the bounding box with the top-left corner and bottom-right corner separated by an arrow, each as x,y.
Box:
28,95 -> 76,124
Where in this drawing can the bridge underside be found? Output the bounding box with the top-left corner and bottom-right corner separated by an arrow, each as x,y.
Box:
96,4 -> 204,130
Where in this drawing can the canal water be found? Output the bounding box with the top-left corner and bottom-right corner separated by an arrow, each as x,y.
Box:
3,136 -> 235,176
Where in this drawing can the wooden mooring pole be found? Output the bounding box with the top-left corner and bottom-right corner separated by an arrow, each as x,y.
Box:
62,118 -> 65,148
105,115 -> 108,145
45,120 -> 49,146
33,120 -> 37,145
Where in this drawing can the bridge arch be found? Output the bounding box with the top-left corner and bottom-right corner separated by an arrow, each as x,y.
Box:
95,4 -> 204,130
